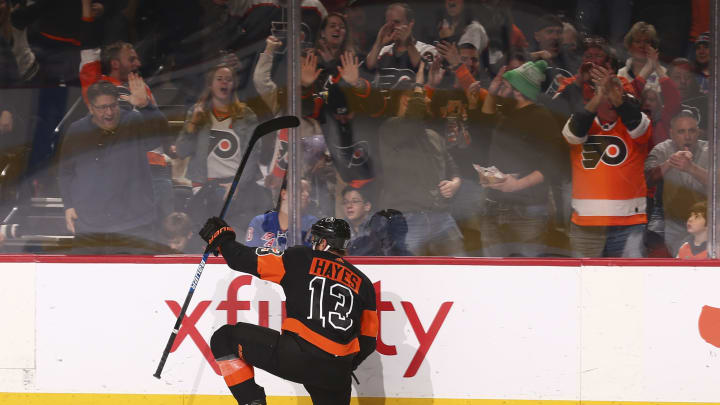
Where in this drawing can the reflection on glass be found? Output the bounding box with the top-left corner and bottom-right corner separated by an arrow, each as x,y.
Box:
0,1 -> 714,258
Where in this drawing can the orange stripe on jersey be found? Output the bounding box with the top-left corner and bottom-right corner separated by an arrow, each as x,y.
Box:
146,151 -> 167,166
40,32 -> 81,46
257,254 -> 286,284
309,257 -> 362,293
348,178 -> 374,189
282,318 -> 360,356
565,115 -> 651,226
571,212 -> 647,227
360,310 -> 378,337
217,358 -> 254,386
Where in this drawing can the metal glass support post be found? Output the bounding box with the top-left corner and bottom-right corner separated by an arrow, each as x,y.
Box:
287,0 -> 302,246
709,0 -> 718,258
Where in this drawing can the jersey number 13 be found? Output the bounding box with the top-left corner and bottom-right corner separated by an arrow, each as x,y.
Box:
307,276 -> 354,331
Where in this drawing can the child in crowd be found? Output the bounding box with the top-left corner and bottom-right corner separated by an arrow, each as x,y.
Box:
341,186 -> 372,242
245,177 -> 317,250
676,201 -> 708,259
159,212 -> 194,254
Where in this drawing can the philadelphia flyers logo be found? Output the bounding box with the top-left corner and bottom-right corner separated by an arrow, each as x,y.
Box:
335,141 -> 369,168
209,129 -> 240,159
581,135 -> 628,169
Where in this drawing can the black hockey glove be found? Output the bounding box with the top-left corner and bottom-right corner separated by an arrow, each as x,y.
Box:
199,217 -> 236,256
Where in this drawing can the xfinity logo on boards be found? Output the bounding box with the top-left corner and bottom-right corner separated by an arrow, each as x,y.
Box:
164,276 -> 453,377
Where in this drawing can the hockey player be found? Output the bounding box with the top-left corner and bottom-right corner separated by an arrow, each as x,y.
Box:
199,216 -> 378,405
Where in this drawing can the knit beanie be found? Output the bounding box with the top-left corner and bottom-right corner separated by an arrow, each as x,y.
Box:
458,21 -> 489,52
502,60 -> 548,101
534,14 -> 563,33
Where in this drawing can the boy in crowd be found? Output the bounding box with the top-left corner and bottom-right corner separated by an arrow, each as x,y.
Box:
341,186 -> 372,245
676,201 -> 708,260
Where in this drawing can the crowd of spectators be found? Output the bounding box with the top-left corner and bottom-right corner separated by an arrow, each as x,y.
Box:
0,0 -> 713,259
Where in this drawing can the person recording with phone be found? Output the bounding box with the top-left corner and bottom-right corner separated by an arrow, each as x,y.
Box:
364,3 -> 437,90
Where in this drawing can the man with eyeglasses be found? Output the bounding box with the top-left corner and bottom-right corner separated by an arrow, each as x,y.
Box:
79,35 -> 178,229
58,80 -> 168,254
79,1 -> 174,228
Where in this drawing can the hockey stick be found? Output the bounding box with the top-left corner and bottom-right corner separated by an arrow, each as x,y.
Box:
153,115 -> 299,379
54,96 -> 84,134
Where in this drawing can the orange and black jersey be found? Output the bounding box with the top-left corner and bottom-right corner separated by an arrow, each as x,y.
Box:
218,240 -> 378,361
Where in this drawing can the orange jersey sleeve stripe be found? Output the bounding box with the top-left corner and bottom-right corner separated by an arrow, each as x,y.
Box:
360,310 -> 378,337
257,254 -> 286,284
217,358 -> 254,386
282,318 -> 360,356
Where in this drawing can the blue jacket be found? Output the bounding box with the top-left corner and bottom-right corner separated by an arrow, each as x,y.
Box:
58,105 -> 167,233
244,211 -> 317,250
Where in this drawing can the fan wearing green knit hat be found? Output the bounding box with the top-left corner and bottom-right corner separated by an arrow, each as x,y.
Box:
501,59 -> 548,102
475,61 -> 565,257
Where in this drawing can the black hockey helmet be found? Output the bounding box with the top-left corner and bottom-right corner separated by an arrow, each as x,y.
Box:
310,217 -> 351,251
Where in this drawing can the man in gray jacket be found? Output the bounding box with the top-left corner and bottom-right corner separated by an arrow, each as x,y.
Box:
645,110 -> 708,256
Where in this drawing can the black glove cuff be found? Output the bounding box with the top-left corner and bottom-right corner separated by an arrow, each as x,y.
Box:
205,226 -> 236,256
208,226 -> 235,246
199,217 -> 236,255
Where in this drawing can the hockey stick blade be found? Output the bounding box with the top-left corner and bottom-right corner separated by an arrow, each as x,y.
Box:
219,115 -> 299,219
153,115 -> 299,380
252,115 -> 300,142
